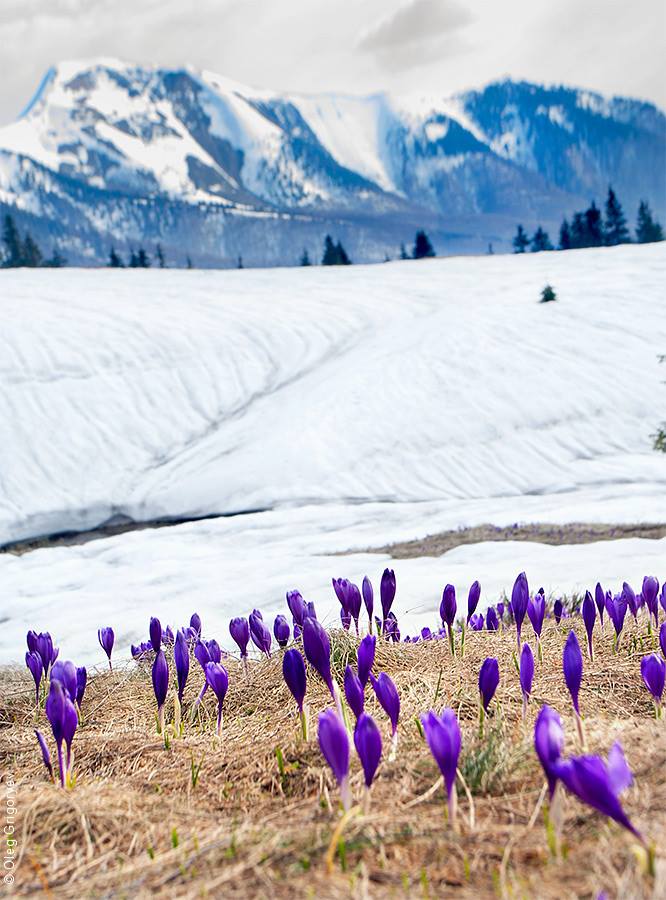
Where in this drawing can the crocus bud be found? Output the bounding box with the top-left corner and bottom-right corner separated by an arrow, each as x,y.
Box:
318,709 -> 351,810
469,613 -> 484,631
640,653 -> 665,713
511,573 -> 529,647
347,583 -> 362,633
354,713 -> 382,790
534,705 -> 564,798
478,657 -> 500,712
286,590 -> 306,627
362,576 -> 374,626
273,615 -> 291,648
27,630 -> 39,654
357,634 -> 376,687
249,612 -> 272,657
302,616 -> 333,696
421,709 -> 461,826
174,629 -> 190,704
229,617 -> 250,658
371,672 -> 400,736
642,576 -> 659,623
205,662 -> 229,735
34,729 -> 53,780
51,660 -> 77,702
149,618 -> 162,653
282,648 -> 307,712
467,580 -> 481,623
582,591 -> 596,660
25,651 -> 43,705
76,667 -> 87,709
520,643 -> 534,701
594,583 -> 606,628
605,593 -> 627,641
553,599 -> 564,624
343,665 -> 364,720
152,650 -> 169,733
563,630 -> 583,716
189,613 -> 202,637
660,622 -> 666,659
527,594 -> 545,641
486,607 -> 499,631
36,632 -> 55,675
380,569 -> 396,628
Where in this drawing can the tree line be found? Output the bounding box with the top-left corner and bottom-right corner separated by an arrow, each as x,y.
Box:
512,188 -> 664,253
1,214 -> 66,268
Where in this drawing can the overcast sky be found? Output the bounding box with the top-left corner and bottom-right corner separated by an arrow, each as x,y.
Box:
1,0 -> 665,124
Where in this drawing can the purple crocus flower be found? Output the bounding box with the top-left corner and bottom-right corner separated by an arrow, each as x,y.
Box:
605,593 -> 627,645
149,617 -> 162,654
496,602 -> 505,621
640,654 -> 665,715
380,568 -> 396,630
354,713 -> 382,791
511,573 -> 529,648
421,708 -> 461,826
642,576 -> 659,625
362,576 -> 374,630
97,627 -> 114,669
623,583 -> 638,620
527,593 -> 545,642
34,729 -> 53,780
661,583 -> 666,617
660,622 -> 666,659
534,705 -> 564,799
371,672 -> 400,756
582,591 -> 596,660
357,634 -> 376,687
36,632 -> 57,676
189,613 -> 202,637
286,590 -> 307,627
25,651 -> 43,705
152,650 -> 169,734
553,599 -> 564,625
344,665 -> 364,720
594,583 -> 606,630
205,662 -> 229,735
469,613 -> 484,631
302,616 -> 333,696
174,629 -> 189,704
553,742 -> 641,839
318,709 -> 351,810
466,580 -> 481,623
440,584 -> 457,654
51,660 -> 77,702
45,679 -> 77,787
249,612 -> 272,657
283,647 -> 307,737
340,606 -> 352,631
229,617 -> 250,662
563,631 -> 584,743
273,614 -> 291,648
163,625 -> 175,646
486,607 -> 499,631
520,643 -> 534,718
479,657 -> 500,713
76,667 -> 87,709
27,630 -> 39,654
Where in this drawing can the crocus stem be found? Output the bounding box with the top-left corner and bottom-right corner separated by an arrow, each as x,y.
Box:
332,679 -> 345,723
242,655 -> 249,677
216,706 -> 223,737
447,783 -> 458,832
522,694 -> 527,722
339,774 -> 352,812
574,709 -> 585,749
108,659 -> 112,671
389,730 -> 398,762
537,638 -> 543,664
174,694 -> 182,737
587,637 -> 593,661
362,786 -> 371,815
478,700 -> 485,739
460,623 -> 466,658
157,705 -> 165,735
447,625 -> 455,657
300,705 -> 309,741
368,617 -> 373,635
56,742 -> 65,788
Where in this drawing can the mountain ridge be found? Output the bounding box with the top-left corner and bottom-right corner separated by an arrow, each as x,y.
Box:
1,59 -> 664,266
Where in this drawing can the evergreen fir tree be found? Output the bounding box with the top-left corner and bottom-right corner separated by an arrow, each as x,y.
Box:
335,241 -> 351,265
2,213 -> 23,266
137,247 -> 151,268
413,229 -> 435,259
487,243 -> 494,255
322,235 -> 338,265
570,212 -> 588,249
584,202 -> 603,246
399,243 -> 409,260
129,250 -> 139,268
512,224 -> 529,253
156,244 -> 166,268
237,255 -> 243,269
22,233 -> 43,267
531,226 -> 553,252
540,284 -> 557,303
559,219 -> 571,250
186,256 -> 193,269
636,201 -> 664,243
300,248 -> 311,266
603,186 -> 629,245
108,246 -> 123,268
44,248 -> 66,268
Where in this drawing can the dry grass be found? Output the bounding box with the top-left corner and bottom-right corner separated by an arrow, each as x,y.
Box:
1,618 -> 665,898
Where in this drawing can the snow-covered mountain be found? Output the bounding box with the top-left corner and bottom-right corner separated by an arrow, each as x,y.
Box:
0,59 -> 664,265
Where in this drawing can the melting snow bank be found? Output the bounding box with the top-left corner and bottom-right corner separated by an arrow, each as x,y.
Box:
1,243 -> 665,546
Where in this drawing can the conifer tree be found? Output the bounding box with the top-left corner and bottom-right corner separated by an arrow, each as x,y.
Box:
559,219 -> 571,250
335,241 -> 351,265
603,186 -> 629,245
413,229 -> 435,259
2,213 -> 23,266
137,247 -> 151,268
300,248 -> 311,266
636,201 -> 664,243
322,235 -> 338,265
584,202 -> 603,246
44,248 -> 66,267
512,224 -> 529,253
237,255 -> 243,269
186,256 -> 193,269
570,212 -> 588,249
156,244 -> 166,268
399,243 -> 410,260
531,226 -> 553,252
129,250 -> 139,268
108,246 -> 123,268
22,233 -> 42,267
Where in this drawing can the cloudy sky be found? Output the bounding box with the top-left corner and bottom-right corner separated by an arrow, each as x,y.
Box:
1,0 -> 664,124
